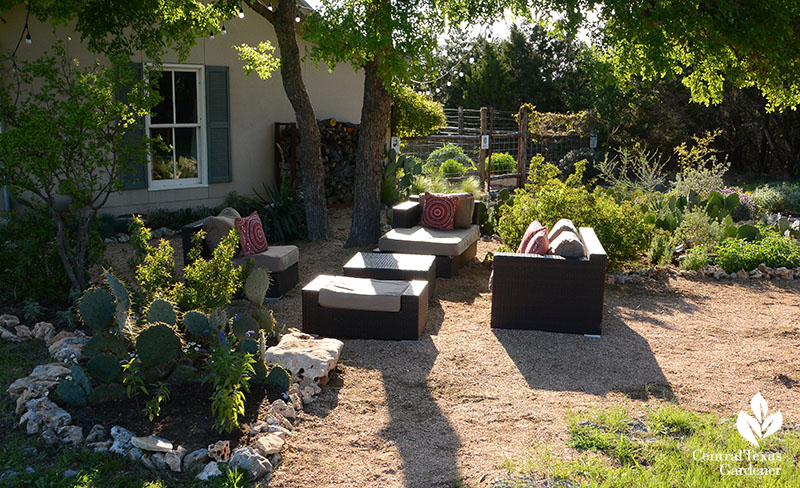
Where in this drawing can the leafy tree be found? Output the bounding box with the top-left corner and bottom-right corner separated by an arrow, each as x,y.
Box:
391,84 -> 446,137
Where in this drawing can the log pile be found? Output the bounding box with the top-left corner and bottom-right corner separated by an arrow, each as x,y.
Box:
318,118 -> 358,205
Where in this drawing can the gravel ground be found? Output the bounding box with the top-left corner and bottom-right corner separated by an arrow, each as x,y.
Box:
108,208 -> 800,488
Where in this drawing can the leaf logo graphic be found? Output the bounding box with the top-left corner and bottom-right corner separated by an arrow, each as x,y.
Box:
736,392 -> 783,447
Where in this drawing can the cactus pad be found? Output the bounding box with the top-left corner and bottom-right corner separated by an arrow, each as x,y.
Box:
184,311 -> 211,338
244,268 -> 271,306
79,288 -> 115,333
251,308 -> 274,335
737,224 -> 761,242
265,365 -> 291,391
71,364 -> 92,396
232,315 -> 260,341
105,269 -> 130,310
135,323 -> 182,369
236,338 -> 258,356
146,298 -> 177,326
83,332 -> 127,358
252,359 -> 268,385
87,353 -> 123,383
57,381 -> 88,407
209,309 -> 227,331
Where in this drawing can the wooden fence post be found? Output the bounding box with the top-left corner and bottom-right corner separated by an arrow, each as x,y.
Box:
458,106 -> 464,135
478,107 -> 487,191
517,106 -> 530,188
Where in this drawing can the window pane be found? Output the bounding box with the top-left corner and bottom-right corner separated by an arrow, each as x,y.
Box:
150,128 -> 174,180
174,128 -> 199,179
151,71 -> 173,124
174,71 -> 197,124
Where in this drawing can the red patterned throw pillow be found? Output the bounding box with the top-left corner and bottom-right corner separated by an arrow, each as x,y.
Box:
517,220 -> 549,255
234,211 -> 269,256
421,192 -> 458,230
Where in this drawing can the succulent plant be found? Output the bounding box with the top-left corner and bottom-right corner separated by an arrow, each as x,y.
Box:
236,338 -> 258,356
258,330 -> 267,363
136,323 -> 182,369
146,298 -> 177,326
265,365 -> 291,391
87,353 -> 123,383
105,269 -> 132,332
57,381 -> 88,407
79,288 -> 115,333
232,315 -> 260,341
244,268 -> 271,306
252,359 -> 268,385
209,309 -> 227,331
183,310 -> 211,338
736,224 -> 761,242
71,364 -> 92,396
83,332 -> 127,358
251,308 -> 275,335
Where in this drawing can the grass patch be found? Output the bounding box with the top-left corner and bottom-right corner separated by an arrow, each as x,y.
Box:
503,404 -> 800,487
0,341 -> 251,487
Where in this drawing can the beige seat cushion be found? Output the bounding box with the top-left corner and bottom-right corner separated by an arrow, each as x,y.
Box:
203,208 -> 241,250
232,245 -> 299,272
318,276 -> 410,312
378,225 -> 479,256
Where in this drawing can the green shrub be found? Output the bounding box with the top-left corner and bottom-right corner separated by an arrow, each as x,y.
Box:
497,159 -> 651,268
173,230 -> 242,312
426,144 -> 474,171
751,183 -> 800,215
390,85 -> 446,137
672,209 -> 720,251
648,233 -> 673,267
680,247 -> 709,270
202,338 -> 255,433
715,232 -> 800,273
439,158 -> 467,178
487,152 -> 516,174
672,130 -> 730,196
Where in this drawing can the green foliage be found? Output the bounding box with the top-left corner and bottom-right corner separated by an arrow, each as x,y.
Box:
647,233 -> 673,267
86,353 -> 123,384
487,152 -> 516,175
22,300 -> 43,322
174,230 -> 242,312
673,209 -> 720,251
426,144 -> 474,171
56,381 -> 88,408
477,188 -> 512,236
145,298 -> 177,326
265,365 -> 291,392
680,247 -> 709,271
498,159 -> 651,268
203,343 -> 255,433
83,332 -> 127,359
391,85 -> 445,138
183,310 -> 211,338
79,288 -> 115,333
672,131 -> 731,196
244,268 -> 270,307
251,308 -> 275,336
135,323 -> 182,369
129,216 -> 176,302
235,42 -> 280,80
457,176 -> 482,196
232,316 -> 260,342
439,159 -> 467,178
382,150 -> 424,205
595,145 -> 666,193
121,358 -> 147,399
71,364 -> 92,397
715,232 -> 800,273
751,183 -> 800,215
143,381 -> 170,421
254,178 -> 307,244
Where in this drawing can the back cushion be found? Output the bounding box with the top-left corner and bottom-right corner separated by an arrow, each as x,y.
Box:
421,192 -> 458,230
451,193 -> 475,228
204,216 -> 237,251
235,211 -> 269,256
517,220 -> 549,255
548,218 -> 580,243
549,232 -> 586,258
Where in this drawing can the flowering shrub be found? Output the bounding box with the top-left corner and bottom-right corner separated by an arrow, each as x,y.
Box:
711,187 -> 754,221
750,183 -> 800,215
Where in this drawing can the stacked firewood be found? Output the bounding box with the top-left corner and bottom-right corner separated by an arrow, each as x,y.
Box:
318,118 -> 358,205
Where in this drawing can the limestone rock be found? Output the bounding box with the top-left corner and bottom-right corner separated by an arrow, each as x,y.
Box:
127,447 -> 143,462
264,330 -> 343,386
229,447 -> 272,480
183,448 -> 209,471
58,425 -> 83,446
249,421 -> 267,436
49,335 -> 88,362
151,452 -> 168,470
267,425 -> 292,439
110,426 -> 135,455
0,314 -> 20,328
33,322 -> 55,341
164,446 -> 186,472
0,326 -> 19,342
775,267 -> 790,279
46,330 -> 75,347
737,269 -> 748,279
207,440 -> 231,461
15,325 -> 33,340
197,461 -> 222,481
271,399 -> 297,422
87,441 -> 112,453
22,397 -> 71,433
16,388 -> 42,415
287,384 -> 304,411
131,435 -> 173,452
140,454 -> 156,470
254,434 -> 284,456
40,428 -> 59,445
86,424 -> 106,443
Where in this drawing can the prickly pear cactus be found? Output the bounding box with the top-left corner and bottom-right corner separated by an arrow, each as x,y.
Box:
83,332 -> 127,358
252,359 -> 268,385
79,288 -> 115,333
209,309 -> 227,332
251,308 -> 274,335
146,298 -> 177,326
737,224 -> 761,242
105,270 -> 132,333
232,315 -> 260,341
135,323 -> 182,369
236,338 -> 258,356
71,364 -> 92,396
265,365 -> 291,391
86,353 -> 123,383
244,268 -> 271,306
184,311 -> 211,338
57,381 -> 88,407
258,330 -> 267,363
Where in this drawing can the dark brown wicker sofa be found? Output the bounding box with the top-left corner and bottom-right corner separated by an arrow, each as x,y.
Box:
377,196 -> 481,278
490,227 -> 607,335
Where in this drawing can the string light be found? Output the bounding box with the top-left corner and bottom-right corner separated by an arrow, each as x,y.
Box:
25,31 -> 31,44
469,56 -> 475,64
268,2 -> 273,11
295,15 -> 301,22
459,71 -> 464,77
221,24 -> 227,35
435,88 -> 440,94
209,30 -> 215,40
446,81 -> 451,86
238,5 -> 245,18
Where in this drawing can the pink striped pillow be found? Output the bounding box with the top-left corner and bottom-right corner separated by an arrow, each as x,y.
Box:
517,220 -> 549,255
235,211 -> 269,256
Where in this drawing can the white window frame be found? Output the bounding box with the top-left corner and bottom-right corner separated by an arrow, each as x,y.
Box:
145,64 -> 207,191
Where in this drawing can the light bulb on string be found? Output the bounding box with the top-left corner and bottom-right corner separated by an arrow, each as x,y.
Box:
459,71 -> 464,77
267,2 -> 273,11
25,31 -> 31,44
238,5 -> 245,18
221,25 -> 227,35
295,15 -> 301,22
210,31 -> 215,40
447,81 -> 451,86
469,56 -> 475,64
435,88 -> 440,94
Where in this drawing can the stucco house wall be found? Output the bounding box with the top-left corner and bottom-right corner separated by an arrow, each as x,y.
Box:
0,5 -> 364,215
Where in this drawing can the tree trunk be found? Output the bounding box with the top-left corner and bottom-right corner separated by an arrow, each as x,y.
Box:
345,60 -> 391,247
249,1 -> 330,241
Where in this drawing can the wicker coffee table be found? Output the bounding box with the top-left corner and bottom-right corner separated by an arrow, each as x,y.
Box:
343,252 -> 436,292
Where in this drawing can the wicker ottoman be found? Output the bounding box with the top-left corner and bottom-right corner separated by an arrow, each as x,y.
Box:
302,275 -> 430,340
343,252 -> 436,293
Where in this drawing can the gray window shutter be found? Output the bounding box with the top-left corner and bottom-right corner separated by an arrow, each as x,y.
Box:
118,62 -> 148,190
205,66 -> 232,183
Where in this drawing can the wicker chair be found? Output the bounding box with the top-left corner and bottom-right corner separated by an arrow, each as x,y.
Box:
490,227 -> 607,335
